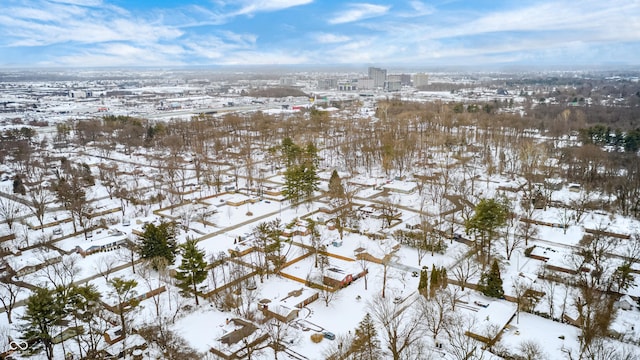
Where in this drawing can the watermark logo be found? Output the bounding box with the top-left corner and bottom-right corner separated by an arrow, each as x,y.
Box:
8,340 -> 28,351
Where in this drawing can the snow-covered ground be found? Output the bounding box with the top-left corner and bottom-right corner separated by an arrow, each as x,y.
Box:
1,72 -> 640,360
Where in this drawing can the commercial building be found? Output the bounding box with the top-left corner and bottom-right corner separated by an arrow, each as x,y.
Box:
368,67 -> 387,88
413,72 -> 430,88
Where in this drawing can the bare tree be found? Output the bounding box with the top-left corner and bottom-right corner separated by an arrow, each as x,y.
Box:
444,314 -> 486,360
573,286 -> 617,358
511,275 -> 530,324
0,197 -> 22,231
451,251 -> 479,291
97,162 -> 118,200
0,281 -> 23,324
322,333 -> 356,360
378,196 -> 400,229
357,244 -> 370,291
79,299 -> 111,359
379,240 -> 398,299
137,324 -> 203,360
503,214 -> 523,261
518,340 -> 547,360
368,294 -> 425,360
0,324 -> 12,358
27,182 -> 51,231
419,290 -> 452,341
559,207 -> 573,235
518,193 -> 540,246
138,264 -> 165,319
570,188 -> 594,225
264,320 -> 294,360
237,284 -> 258,320
543,279 -> 557,319
40,253 -> 80,292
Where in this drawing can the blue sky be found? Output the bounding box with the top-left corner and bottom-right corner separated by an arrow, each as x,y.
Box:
1,0 -> 638,68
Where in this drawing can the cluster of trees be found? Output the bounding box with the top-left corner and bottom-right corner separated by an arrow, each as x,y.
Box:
13,220 -> 208,360
17,273 -> 202,360
281,137 -> 320,207
252,219 -> 286,280
417,265 -> 448,298
578,124 -> 640,152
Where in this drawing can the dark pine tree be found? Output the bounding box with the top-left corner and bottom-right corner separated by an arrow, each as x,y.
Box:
137,222 -> 178,268
327,169 -> 345,201
350,313 -> 381,360
175,239 -> 208,306
20,287 -> 65,360
418,266 -> 429,297
430,264 -> 439,297
479,259 -> 504,298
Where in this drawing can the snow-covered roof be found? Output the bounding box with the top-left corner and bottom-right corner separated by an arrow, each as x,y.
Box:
382,180 -> 417,193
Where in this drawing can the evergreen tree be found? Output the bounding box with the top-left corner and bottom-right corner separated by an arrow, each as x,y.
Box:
440,267 -> 448,289
282,138 -> 320,207
465,197 -> 510,265
109,277 -> 139,337
430,264 -> 438,297
12,175 -> 25,195
67,284 -> 102,359
175,239 -> 208,306
327,169 -> 345,201
283,161 -> 319,206
281,137 -> 301,166
479,259 -> 504,298
418,266 -> 429,297
303,142 -> 319,166
351,313 -> 381,360
137,222 -> 178,268
20,287 -> 65,360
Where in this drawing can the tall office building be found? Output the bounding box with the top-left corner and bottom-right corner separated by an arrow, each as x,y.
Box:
368,67 -> 387,88
413,73 -> 430,88
386,75 -> 403,91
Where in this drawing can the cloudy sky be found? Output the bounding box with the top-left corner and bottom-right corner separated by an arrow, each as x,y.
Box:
1,0 -> 638,68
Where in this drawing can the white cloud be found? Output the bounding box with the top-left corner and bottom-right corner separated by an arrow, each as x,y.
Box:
313,33 -> 350,44
181,32 -> 259,61
329,3 -> 390,24
50,43 -> 185,67
234,0 -> 313,16
397,1 -> 434,18
340,0 -> 640,65
0,1 -> 182,47
427,0 -> 640,42
174,0 -> 312,28
48,0 -> 103,6
2,0 -> 639,67
217,50 -> 310,65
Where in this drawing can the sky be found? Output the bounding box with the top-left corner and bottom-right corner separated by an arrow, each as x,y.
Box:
0,0 -> 639,69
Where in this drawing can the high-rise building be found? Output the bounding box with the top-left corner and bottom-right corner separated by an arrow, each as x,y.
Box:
338,80 -> 357,91
386,75 -> 402,91
279,77 -> 296,86
357,78 -> 374,90
368,67 -> 387,88
399,74 -> 412,86
317,78 -> 338,90
413,73 -> 429,88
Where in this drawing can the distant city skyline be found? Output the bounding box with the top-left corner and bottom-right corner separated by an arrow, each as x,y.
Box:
1,0 -> 639,69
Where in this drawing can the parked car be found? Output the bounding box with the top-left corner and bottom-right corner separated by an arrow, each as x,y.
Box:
323,331 -> 335,340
